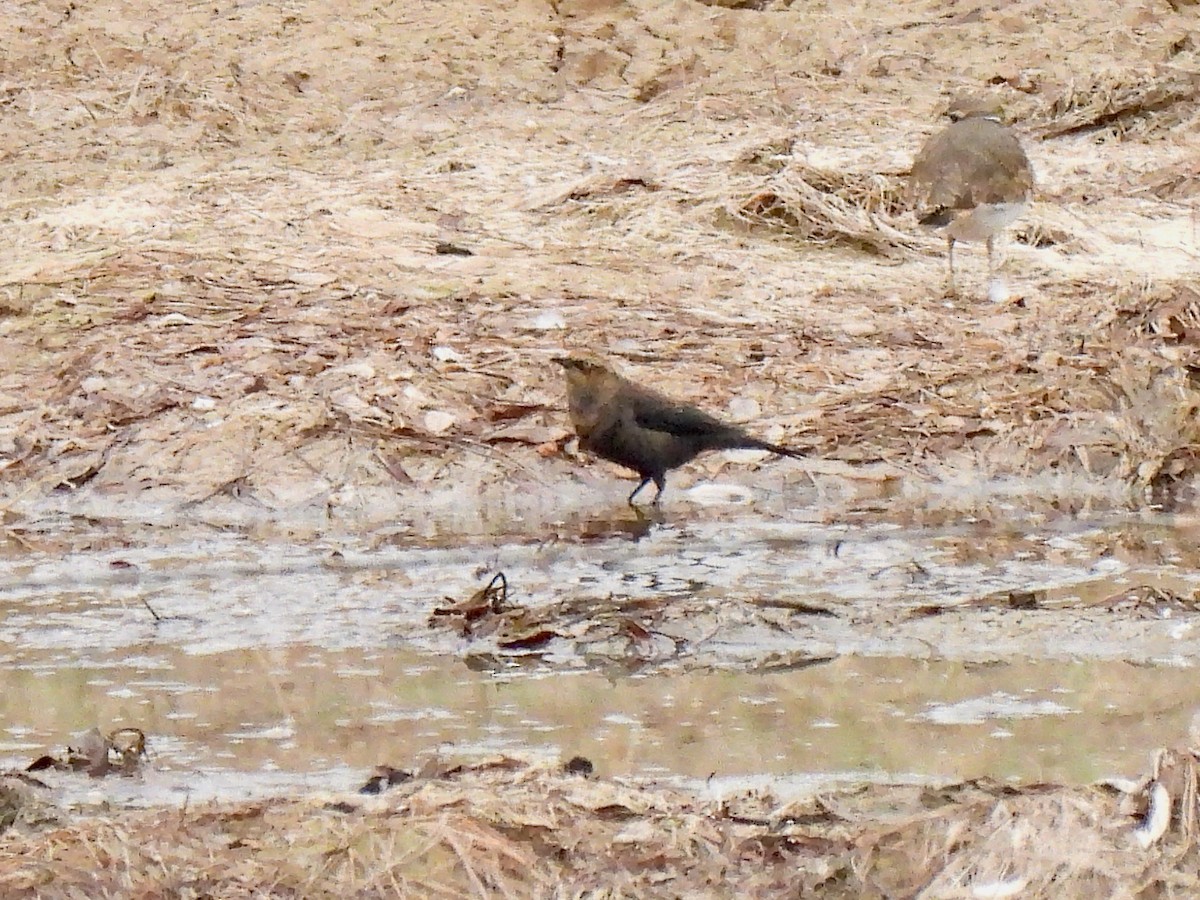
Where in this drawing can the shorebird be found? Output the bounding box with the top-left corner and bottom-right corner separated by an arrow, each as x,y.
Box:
909,97 -> 1033,295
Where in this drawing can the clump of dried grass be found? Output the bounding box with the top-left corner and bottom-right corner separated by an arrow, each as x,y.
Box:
858,745 -> 1200,898
1027,284 -> 1200,501
1012,206 -> 1096,256
730,155 -> 915,256
1037,70 -> 1200,138
1051,355 -> 1200,489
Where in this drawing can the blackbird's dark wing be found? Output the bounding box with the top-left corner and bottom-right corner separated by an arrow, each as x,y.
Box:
629,390 -> 730,436
627,385 -> 803,458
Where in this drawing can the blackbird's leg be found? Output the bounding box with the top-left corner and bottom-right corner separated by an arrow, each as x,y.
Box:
650,475 -> 666,506
627,477 -> 653,506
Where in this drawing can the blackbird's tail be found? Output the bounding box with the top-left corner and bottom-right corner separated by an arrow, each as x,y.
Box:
755,440 -> 806,460
725,432 -> 806,460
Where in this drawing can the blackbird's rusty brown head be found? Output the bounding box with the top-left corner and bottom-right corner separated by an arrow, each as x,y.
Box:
554,355 -> 624,436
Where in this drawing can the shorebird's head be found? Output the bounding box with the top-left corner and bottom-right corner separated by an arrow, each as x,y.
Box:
944,94 -> 1005,124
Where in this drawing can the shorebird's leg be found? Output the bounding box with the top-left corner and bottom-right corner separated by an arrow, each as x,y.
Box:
946,236 -> 957,294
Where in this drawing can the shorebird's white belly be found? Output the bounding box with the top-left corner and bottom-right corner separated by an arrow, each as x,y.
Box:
944,201 -> 1028,242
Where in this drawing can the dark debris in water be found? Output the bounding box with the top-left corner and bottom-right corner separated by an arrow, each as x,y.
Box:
910,581 -> 1200,620
755,653 -> 837,674
358,765 -> 414,795
356,754 -> 538,796
563,756 -> 594,777
1099,584 -> 1200,618
430,572 -> 703,666
430,571 -> 510,629
753,597 -> 838,616
26,727 -> 147,779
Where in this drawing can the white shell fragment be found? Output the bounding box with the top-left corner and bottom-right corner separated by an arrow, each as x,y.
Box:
1134,782 -> 1171,849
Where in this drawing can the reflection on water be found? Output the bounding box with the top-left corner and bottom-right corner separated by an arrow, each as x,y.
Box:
0,647 -> 1196,805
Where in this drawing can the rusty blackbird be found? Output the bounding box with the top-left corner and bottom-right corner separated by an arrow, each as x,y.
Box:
554,355 -> 804,505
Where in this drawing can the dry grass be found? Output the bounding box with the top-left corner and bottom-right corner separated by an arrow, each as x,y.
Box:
4,749 -> 1200,898
1038,69 -> 1200,139
734,157 -> 914,255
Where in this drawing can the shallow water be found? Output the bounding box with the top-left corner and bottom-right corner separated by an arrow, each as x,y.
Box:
2,504 -> 1200,806
1,647 -> 1194,806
